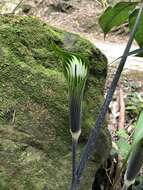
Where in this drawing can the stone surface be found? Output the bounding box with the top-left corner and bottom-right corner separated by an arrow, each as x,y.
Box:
0,15 -> 111,190
0,0 -> 19,14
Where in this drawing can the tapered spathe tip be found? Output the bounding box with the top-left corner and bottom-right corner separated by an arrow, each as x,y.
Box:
64,55 -> 88,134
64,55 -> 88,97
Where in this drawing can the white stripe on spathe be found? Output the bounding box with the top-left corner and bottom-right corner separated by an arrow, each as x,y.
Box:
68,56 -> 87,79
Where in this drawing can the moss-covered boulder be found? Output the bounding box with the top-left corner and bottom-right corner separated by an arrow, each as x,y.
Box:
0,15 -> 111,190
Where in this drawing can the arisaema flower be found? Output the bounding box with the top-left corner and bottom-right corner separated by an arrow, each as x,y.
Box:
63,55 -> 87,190
64,56 -> 87,137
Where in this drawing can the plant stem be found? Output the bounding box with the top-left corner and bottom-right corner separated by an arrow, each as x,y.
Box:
111,47 -> 143,65
122,184 -> 128,190
75,1 -> 143,188
70,138 -> 78,190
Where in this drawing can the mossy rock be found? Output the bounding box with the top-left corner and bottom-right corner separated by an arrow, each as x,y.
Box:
0,15 -> 111,190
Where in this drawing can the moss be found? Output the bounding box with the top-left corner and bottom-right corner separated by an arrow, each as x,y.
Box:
0,15 -> 111,189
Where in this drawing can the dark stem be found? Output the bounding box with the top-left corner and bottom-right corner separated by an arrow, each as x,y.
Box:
70,138 -> 78,190
75,1 -> 143,188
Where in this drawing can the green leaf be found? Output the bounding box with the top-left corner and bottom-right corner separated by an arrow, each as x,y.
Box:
116,137 -> 131,159
116,129 -> 131,159
99,2 -> 138,37
133,110 -> 143,146
129,9 -> 143,48
117,129 -> 128,138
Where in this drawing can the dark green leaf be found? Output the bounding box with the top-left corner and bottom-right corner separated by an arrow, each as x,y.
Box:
133,110 -> 143,146
122,111 -> 143,169
99,2 -> 138,36
129,9 -> 143,48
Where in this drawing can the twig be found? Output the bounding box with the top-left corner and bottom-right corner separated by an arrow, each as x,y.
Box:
113,155 -> 123,190
12,110 -> 16,124
12,0 -> 24,14
104,166 -> 113,186
109,47 -> 143,66
118,85 -> 125,130
74,1 -> 143,188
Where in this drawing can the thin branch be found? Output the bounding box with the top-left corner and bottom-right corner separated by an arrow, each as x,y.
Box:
118,85 -> 125,130
12,0 -> 24,14
110,47 -> 143,65
75,1 -> 143,188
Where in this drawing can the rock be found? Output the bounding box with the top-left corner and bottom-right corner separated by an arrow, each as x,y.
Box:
0,0 -> 19,14
48,1 -> 75,13
80,15 -> 99,33
22,4 -> 32,14
0,16 -> 111,190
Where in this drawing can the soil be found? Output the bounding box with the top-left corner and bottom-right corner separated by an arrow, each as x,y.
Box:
16,0 -> 129,43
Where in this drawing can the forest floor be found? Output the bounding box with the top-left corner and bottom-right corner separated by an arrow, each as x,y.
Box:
2,0 -> 143,189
